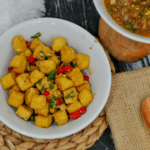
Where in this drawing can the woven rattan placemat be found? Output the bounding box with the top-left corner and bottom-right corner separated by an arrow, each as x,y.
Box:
0,37 -> 114,150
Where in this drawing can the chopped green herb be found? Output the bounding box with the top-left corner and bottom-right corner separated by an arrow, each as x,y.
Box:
72,62 -> 77,67
37,68 -> 40,71
38,79 -> 42,85
65,91 -> 75,99
40,51 -> 44,53
51,95 -> 55,101
47,69 -> 56,81
107,8 -> 111,13
49,101 -> 55,109
45,55 -> 48,60
28,115 -> 37,121
55,108 -> 60,112
31,32 -> 41,38
126,24 -> 134,32
41,87 -> 46,93
50,84 -> 54,90
57,56 -> 61,60
63,63 -> 71,66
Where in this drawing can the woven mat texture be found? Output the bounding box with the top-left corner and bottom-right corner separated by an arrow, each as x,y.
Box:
106,67 -> 150,150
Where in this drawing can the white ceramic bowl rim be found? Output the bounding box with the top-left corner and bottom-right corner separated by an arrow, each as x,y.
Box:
93,0 -> 150,44
0,18 -> 111,139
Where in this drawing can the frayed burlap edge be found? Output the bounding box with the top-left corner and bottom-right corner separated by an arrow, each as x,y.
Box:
0,37 -> 115,150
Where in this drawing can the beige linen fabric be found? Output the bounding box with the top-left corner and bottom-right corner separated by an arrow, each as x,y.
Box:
106,67 -> 150,150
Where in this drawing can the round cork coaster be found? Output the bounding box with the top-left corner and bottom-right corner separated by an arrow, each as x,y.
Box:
0,37 -> 114,150
99,18 -> 150,63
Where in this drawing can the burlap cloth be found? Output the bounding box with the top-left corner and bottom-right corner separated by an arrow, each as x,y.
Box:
106,67 -> 150,150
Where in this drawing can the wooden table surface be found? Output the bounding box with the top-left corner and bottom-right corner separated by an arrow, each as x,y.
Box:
44,0 -> 149,149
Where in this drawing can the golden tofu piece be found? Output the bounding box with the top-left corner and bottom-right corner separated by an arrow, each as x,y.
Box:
63,87 -> 77,104
1,72 -> 16,89
29,38 -> 44,52
30,95 -> 46,109
16,105 -> 33,120
55,76 -> 73,91
76,54 -> 90,70
52,37 -> 66,52
35,115 -> 53,128
61,46 -> 76,63
49,55 -> 61,66
53,110 -> 68,126
13,35 -> 27,54
16,73 -> 32,91
8,91 -> 24,107
39,60 -> 56,74
25,88 -> 39,107
9,85 -> 20,95
24,48 -> 32,59
29,70 -> 45,85
34,102 -> 49,116
67,101 -> 83,113
52,90 -> 63,99
36,77 -> 51,91
10,54 -> 27,73
67,67 -> 84,87
33,44 -> 51,59
76,82 -> 91,93
78,89 -> 93,106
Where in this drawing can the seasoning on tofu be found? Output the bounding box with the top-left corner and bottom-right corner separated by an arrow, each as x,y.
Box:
104,0 -> 150,36
0,35 -> 93,128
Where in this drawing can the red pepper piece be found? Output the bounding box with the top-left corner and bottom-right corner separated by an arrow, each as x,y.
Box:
8,67 -> 13,73
69,110 -> 81,120
63,65 -> 72,73
56,100 -> 63,105
28,54 -> 35,63
31,60 -> 37,66
44,90 -> 50,96
16,73 -> 20,77
46,98 -> 50,102
26,41 -> 31,47
83,76 -> 89,81
79,107 -> 87,114
20,89 -> 23,92
57,66 -> 64,75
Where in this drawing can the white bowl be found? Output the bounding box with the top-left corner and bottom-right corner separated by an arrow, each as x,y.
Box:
0,18 -> 111,139
93,0 -> 150,44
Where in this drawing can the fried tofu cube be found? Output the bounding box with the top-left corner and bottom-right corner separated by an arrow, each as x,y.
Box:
63,87 -> 77,104
16,73 -> 32,91
16,105 -> 33,120
29,38 -> 44,52
67,101 -> 83,113
36,77 -> 51,91
49,55 -> 61,66
9,85 -> 20,95
10,54 -> 27,73
55,76 -> 73,90
8,91 -> 24,107
61,46 -> 76,63
35,115 -> 53,128
33,44 -> 51,59
30,95 -> 46,109
1,72 -> 17,89
67,67 -> 84,87
76,54 -> 90,70
29,70 -> 45,85
53,110 -> 68,126
13,35 -> 27,54
25,88 -> 39,107
24,48 -> 32,59
76,82 -> 91,92
78,89 -> 93,106
34,102 -> 49,116
39,60 -> 56,74
52,37 -> 66,52
52,90 -> 63,99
